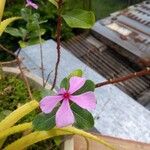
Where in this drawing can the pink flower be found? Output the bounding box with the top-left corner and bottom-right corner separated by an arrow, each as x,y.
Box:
26,0 -> 38,9
40,77 -> 96,127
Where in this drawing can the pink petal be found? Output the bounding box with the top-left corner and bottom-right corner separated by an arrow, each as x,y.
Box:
58,88 -> 66,95
56,100 -> 74,127
68,77 -> 85,94
26,0 -> 38,9
70,92 -> 96,111
30,3 -> 38,9
40,96 -> 63,114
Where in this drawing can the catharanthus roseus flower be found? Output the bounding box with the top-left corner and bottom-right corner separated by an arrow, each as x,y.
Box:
26,0 -> 38,9
40,77 -> 96,127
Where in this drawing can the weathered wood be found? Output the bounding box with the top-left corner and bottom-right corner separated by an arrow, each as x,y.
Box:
74,134 -> 150,150
61,34 -> 150,106
92,1 -> 150,67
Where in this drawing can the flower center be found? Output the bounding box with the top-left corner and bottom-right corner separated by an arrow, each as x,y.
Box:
63,92 -> 70,99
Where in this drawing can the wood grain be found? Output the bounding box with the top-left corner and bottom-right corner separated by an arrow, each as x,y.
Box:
74,134 -> 150,150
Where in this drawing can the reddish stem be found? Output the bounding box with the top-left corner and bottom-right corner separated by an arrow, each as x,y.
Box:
51,0 -> 63,90
95,68 -> 150,88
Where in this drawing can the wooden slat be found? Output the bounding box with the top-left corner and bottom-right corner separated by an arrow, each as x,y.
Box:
74,135 -> 150,150
92,1 -> 150,67
62,33 -> 150,105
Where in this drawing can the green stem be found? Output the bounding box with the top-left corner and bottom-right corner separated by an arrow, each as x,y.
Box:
37,24 -> 45,87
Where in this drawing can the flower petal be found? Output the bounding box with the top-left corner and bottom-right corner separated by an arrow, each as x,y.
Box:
70,92 -> 96,110
40,96 -> 63,114
58,88 -> 66,95
56,100 -> 74,127
68,77 -> 85,94
26,0 -> 38,9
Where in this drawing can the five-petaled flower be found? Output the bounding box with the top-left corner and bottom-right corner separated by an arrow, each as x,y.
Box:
26,0 -> 38,9
40,77 -> 96,127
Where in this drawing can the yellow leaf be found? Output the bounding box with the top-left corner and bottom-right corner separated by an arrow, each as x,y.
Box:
2,124 -> 115,150
0,17 -> 22,36
4,130 -> 71,150
0,100 -> 38,149
0,0 -> 6,22
0,100 -> 39,131
0,123 -> 32,140
0,100 -> 115,150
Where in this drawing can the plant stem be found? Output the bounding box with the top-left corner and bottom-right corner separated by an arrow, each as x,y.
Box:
38,26 -> 45,87
0,44 -> 33,100
95,68 -> 150,88
39,39 -> 45,87
44,70 -> 53,87
51,0 -> 63,90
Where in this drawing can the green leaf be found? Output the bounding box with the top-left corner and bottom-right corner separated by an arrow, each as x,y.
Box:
27,21 -> 38,31
62,9 -> 95,29
60,78 -> 69,90
21,8 -> 30,21
19,38 -> 45,48
32,108 -> 57,131
0,16 -> 21,36
40,89 -> 55,99
19,27 -> 28,39
74,80 -> 95,95
18,41 -> 28,48
48,0 -> 58,8
71,103 -> 94,130
5,27 -> 23,37
30,28 -> 46,38
68,69 -> 83,79
53,136 -> 62,146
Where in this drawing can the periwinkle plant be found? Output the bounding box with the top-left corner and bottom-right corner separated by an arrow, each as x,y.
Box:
33,71 -> 96,130
0,0 -> 115,150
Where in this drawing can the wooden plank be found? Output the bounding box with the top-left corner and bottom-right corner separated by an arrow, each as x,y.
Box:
62,34 -> 150,102
92,23 -> 150,67
117,15 -> 150,36
136,7 -> 150,16
92,1 -> 150,67
74,135 -> 150,150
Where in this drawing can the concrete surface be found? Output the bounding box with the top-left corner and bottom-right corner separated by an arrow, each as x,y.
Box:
19,40 -> 150,143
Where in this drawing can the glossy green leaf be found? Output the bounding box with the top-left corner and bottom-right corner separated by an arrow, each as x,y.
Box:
62,9 -> 95,29
48,0 -> 58,8
71,103 -> 94,130
32,109 -> 57,131
74,80 -> 95,95
68,69 -> 83,79
60,78 -> 69,90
